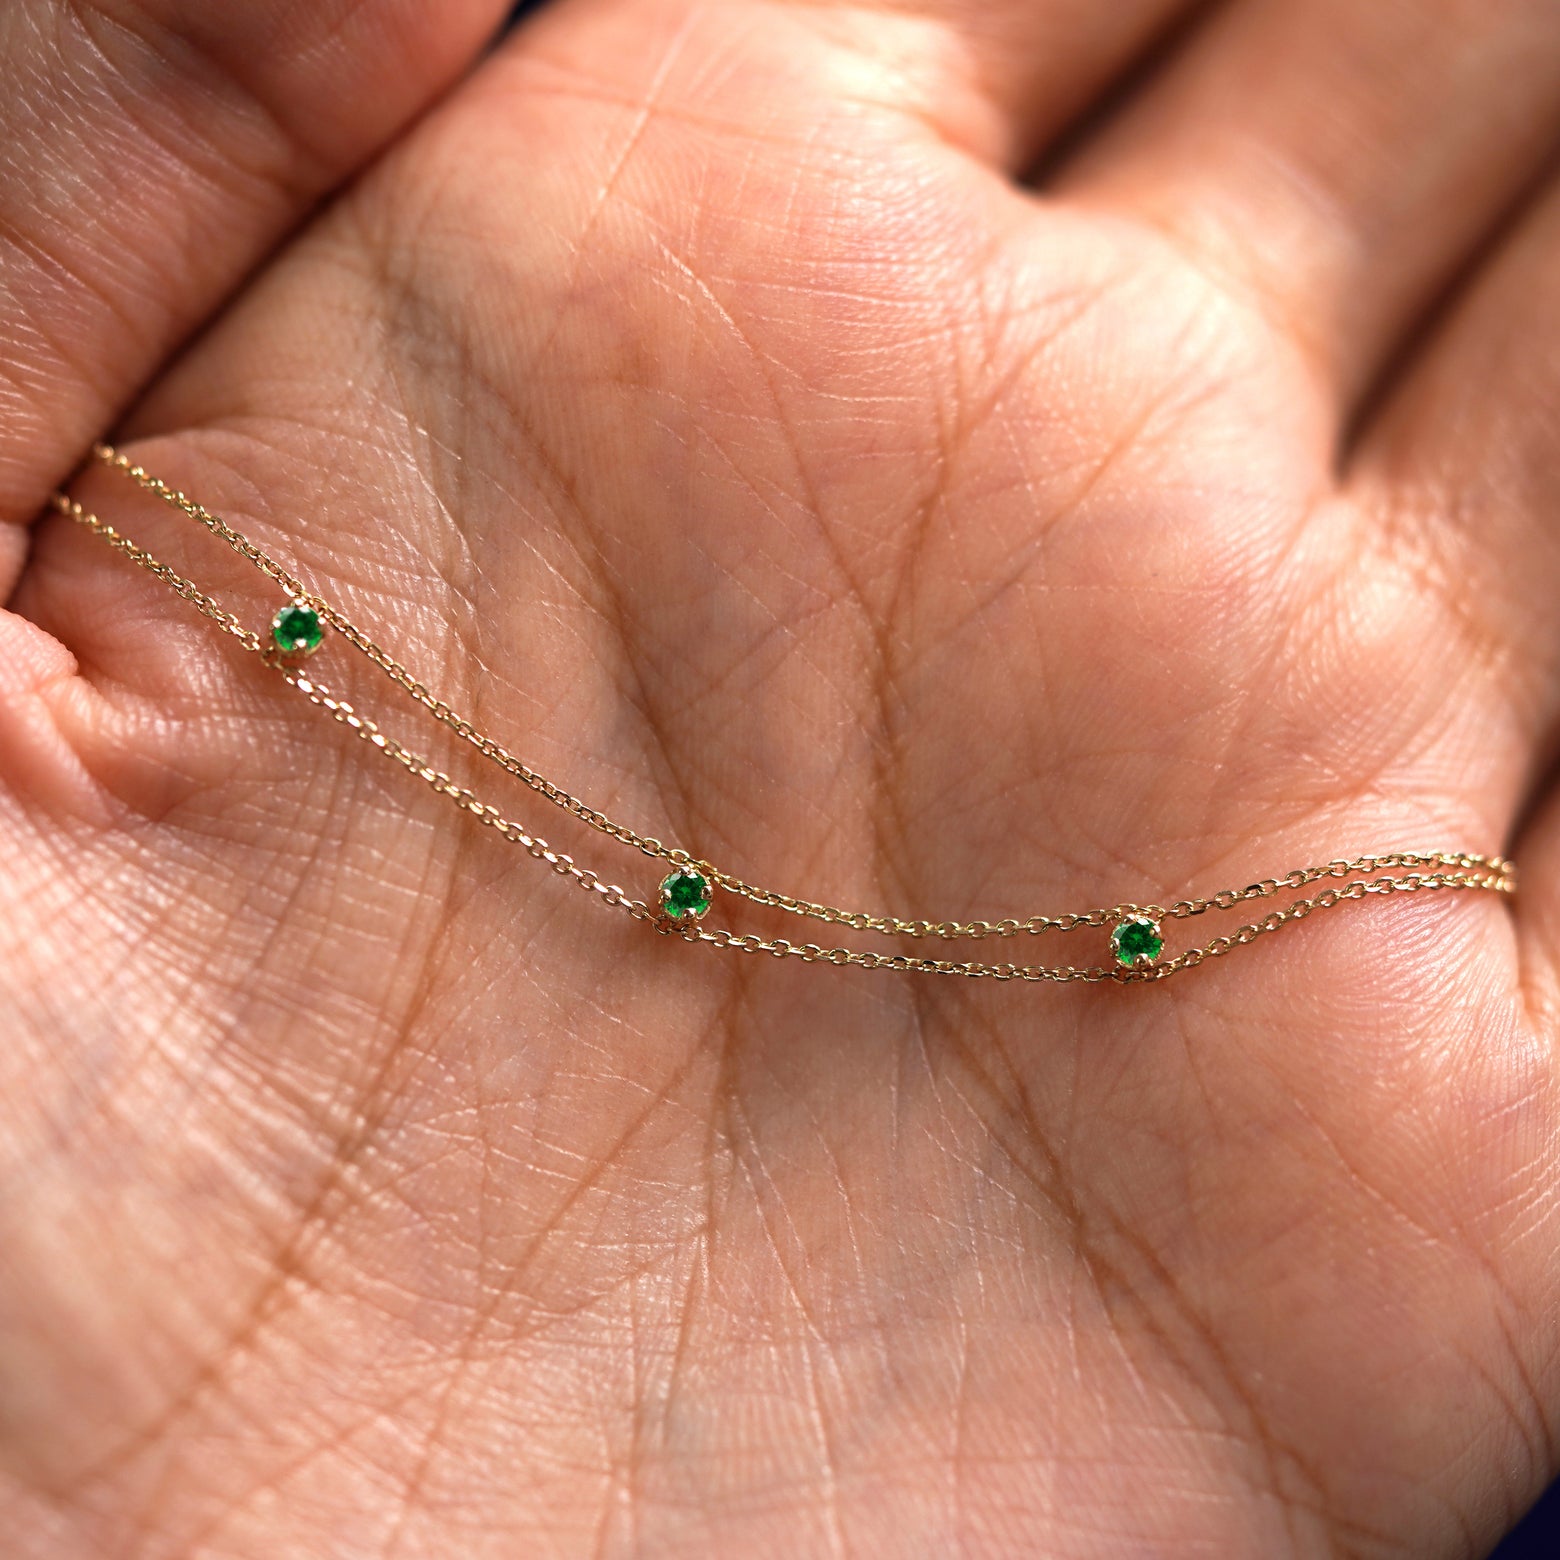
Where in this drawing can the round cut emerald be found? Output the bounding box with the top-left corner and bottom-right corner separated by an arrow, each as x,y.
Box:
272,603 -> 323,656
660,867 -> 712,921
1112,915 -> 1164,969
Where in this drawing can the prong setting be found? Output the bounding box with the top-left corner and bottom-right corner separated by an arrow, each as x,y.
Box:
271,601 -> 324,658
659,867 -> 713,923
1111,911 -> 1165,971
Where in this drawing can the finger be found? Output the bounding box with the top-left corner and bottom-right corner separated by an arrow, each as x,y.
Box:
1342,169 -> 1560,991
0,0 -> 510,592
673,0 -> 1210,170
1058,0 -> 1560,412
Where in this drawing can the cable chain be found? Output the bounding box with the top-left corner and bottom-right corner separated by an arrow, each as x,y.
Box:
53,450 -> 1517,985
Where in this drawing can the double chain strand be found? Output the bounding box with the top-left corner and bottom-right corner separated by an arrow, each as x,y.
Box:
51,445 -> 1516,984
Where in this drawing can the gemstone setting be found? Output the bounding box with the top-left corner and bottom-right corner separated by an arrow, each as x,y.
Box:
271,602 -> 324,657
659,867 -> 713,923
1111,913 -> 1164,970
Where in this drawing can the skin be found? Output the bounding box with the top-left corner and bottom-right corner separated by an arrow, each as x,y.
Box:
2,0 -> 1560,1553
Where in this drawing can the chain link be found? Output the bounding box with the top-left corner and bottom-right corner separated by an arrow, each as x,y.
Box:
53,449 -> 1517,985
657,863 -> 1513,983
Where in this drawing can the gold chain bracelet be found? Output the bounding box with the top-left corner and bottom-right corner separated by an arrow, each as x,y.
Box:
51,445 -> 1516,985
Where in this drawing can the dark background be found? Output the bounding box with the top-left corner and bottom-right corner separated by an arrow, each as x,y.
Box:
1498,1484 -> 1560,1557
498,1 -> 1558,1553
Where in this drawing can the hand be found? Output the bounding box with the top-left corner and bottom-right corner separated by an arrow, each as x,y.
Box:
5,0 -> 1560,1552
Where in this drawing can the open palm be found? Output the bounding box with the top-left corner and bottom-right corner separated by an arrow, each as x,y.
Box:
5,0 -> 1560,1553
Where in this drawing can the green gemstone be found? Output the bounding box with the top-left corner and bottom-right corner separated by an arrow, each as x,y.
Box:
272,603 -> 323,655
660,868 -> 712,921
1112,915 -> 1164,969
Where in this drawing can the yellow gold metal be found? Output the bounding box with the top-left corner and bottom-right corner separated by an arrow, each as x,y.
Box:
51,445 -> 1518,986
